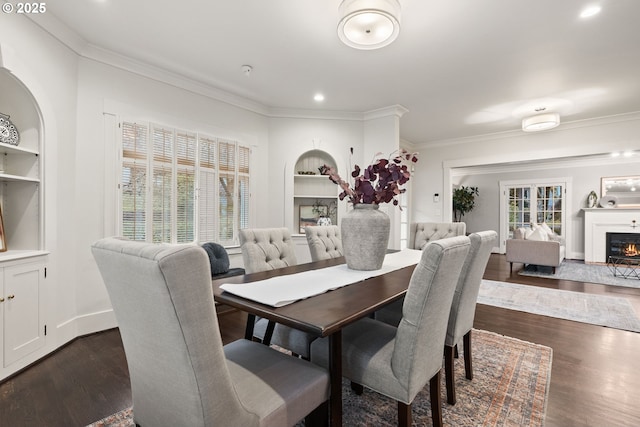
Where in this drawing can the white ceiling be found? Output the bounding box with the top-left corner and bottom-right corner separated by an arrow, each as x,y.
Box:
35,0 -> 640,144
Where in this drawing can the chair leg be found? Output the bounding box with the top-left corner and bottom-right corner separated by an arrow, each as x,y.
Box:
454,343 -> 459,358
397,401 -> 412,427
509,262 -> 513,274
444,345 -> 456,405
244,314 -> 256,340
430,370 -> 443,427
262,320 -> 276,346
305,400 -> 329,427
350,381 -> 364,395
463,330 -> 473,380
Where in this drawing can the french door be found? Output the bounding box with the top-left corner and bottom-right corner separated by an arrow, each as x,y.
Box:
499,178 -> 570,253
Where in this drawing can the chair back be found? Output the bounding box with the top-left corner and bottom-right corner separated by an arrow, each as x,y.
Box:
408,222 -> 466,250
91,238 -> 255,427
391,235 -> 470,400
446,230 -> 497,346
305,225 -> 343,261
239,227 -> 297,273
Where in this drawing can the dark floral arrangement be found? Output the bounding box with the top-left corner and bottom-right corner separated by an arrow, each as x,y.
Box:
324,148 -> 418,206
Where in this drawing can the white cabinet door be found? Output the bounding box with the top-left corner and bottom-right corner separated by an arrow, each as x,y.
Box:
2,262 -> 45,367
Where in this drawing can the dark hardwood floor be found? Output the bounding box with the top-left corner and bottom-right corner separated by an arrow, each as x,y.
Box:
2,254 -> 640,427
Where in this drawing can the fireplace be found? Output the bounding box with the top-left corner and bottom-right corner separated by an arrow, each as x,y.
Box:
606,232 -> 640,259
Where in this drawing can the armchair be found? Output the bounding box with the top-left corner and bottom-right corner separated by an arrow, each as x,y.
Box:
506,227 -> 565,273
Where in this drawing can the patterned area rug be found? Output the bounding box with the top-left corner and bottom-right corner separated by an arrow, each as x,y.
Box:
87,329 -> 551,427
479,279 -> 640,333
517,259 -> 640,289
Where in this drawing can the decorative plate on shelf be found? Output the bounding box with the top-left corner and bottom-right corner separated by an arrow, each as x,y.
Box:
0,113 -> 20,146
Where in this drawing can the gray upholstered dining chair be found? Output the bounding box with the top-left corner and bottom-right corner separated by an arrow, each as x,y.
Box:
91,237 -> 330,427
443,230 -> 497,405
310,235 -> 471,427
376,231 -> 498,405
408,222 -> 466,250
304,225 -> 343,262
239,227 -> 317,359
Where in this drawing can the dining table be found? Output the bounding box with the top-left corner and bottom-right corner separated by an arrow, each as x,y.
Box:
211,250 -> 422,426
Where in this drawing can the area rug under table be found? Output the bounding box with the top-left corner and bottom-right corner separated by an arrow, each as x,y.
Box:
479,279 -> 640,333
88,329 -> 552,427
517,259 -> 640,289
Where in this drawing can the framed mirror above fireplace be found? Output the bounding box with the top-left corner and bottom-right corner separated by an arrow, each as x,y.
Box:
601,176 -> 640,207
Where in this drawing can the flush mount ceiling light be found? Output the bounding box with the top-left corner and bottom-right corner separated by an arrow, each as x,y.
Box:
337,0 -> 401,50
522,112 -> 560,132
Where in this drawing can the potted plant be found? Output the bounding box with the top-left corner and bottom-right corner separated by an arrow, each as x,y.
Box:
452,185 -> 479,222
324,148 -> 418,270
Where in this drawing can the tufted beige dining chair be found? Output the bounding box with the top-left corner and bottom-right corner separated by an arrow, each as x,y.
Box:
239,227 -> 318,359
91,237 -> 330,427
408,222 -> 466,250
304,225 -> 343,262
239,228 -> 298,274
311,236 -> 471,427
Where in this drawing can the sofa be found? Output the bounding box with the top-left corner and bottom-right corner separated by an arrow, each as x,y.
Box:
506,225 -> 565,273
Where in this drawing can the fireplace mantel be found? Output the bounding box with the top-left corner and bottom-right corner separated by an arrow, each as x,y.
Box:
584,208 -> 640,263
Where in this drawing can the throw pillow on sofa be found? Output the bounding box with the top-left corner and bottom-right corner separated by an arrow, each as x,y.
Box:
526,227 -> 549,241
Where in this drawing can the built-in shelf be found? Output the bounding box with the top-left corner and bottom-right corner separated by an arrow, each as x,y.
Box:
292,150 -> 339,234
294,194 -> 338,199
0,250 -> 49,263
0,143 -> 38,156
0,173 -> 40,183
294,174 -> 331,179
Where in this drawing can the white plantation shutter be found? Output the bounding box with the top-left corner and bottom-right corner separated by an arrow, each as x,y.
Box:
198,135 -> 217,242
119,120 -> 249,246
151,124 -> 173,243
238,145 -> 250,230
176,130 -> 196,243
121,122 -> 148,241
218,140 -> 236,244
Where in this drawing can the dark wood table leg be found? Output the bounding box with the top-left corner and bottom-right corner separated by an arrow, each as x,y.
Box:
329,330 -> 342,426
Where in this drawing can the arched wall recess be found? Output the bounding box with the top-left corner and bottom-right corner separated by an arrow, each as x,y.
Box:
0,42 -> 56,381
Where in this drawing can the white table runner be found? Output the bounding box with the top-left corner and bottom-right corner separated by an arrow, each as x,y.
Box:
220,248 -> 423,307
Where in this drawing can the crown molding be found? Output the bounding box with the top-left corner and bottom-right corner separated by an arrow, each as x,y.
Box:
364,104 -> 409,120
267,107 -> 363,121
450,151 -> 640,177
83,44 -> 270,116
417,110 -> 640,149
27,14 -> 271,116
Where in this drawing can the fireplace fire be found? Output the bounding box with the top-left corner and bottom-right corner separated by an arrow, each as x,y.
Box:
606,232 -> 640,259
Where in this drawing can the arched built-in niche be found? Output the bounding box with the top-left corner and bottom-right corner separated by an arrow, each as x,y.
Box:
292,149 -> 339,234
0,68 -> 42,253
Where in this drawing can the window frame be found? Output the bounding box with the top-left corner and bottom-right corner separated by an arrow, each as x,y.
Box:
117,119 -> 251,247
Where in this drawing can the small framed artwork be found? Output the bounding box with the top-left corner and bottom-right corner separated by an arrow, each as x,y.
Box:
299,205 -> 327,233
0,204 -> 6,252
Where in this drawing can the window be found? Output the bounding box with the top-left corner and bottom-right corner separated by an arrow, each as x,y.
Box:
120,121 -> 250,246
499,177 -> 570,253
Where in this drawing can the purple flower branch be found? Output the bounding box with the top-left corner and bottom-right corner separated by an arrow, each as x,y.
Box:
325,148 -> 418,207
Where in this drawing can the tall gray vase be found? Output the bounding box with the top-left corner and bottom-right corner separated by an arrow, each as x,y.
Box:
341,204 -> 390,270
